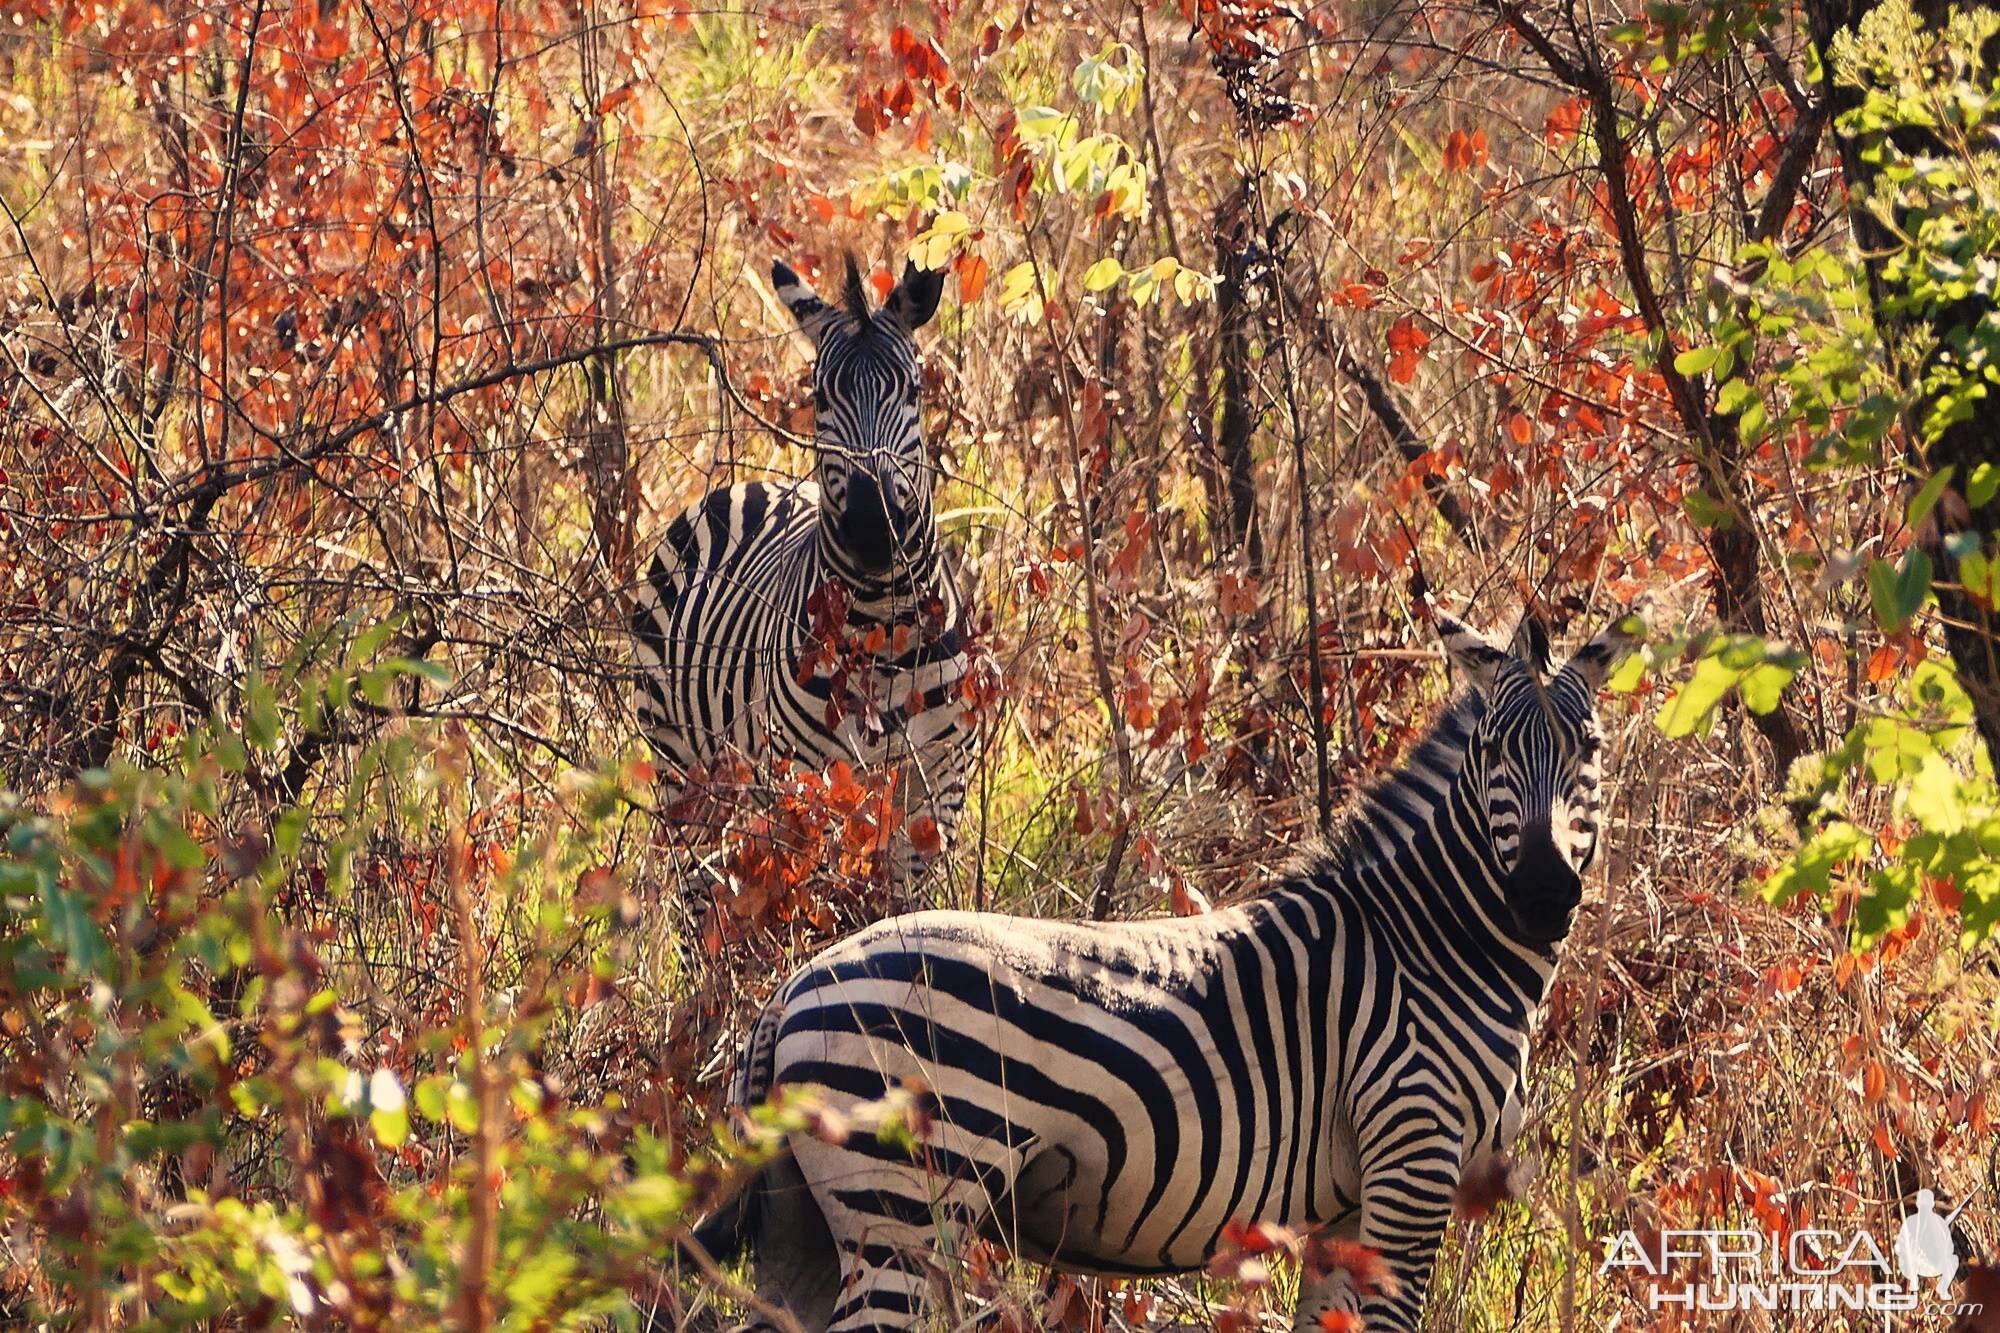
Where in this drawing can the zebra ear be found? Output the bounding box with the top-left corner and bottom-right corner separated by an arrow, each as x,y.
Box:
883,261 -> 945,333
771,259 -> 842,343
1437,613 -> 1512,693
1558,608 -> 1648,691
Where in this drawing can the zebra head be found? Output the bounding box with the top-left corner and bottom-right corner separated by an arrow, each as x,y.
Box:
1440,610 -> 1643,946
771,255 -> 945,581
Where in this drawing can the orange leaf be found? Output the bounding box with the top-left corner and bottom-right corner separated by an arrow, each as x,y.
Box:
1453,1152 -> 1526,1221
955,251 -> 989,303
1871,1120 -> 1898,1158
1546,97 -> 1586,144
1386,316 -> 1432,384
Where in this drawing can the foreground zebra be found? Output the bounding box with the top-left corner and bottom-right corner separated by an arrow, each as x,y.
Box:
690,610 -> 1641,1331
631,256 -> 979,883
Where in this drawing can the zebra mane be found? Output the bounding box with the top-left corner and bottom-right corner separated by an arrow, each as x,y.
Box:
1281,687 -> 1487,889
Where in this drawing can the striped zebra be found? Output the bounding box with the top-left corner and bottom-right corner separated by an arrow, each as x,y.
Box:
631,256 -> 980,885
687,609 -> 1643,1331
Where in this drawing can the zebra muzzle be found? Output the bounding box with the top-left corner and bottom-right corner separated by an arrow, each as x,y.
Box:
1502,824 -> 1583,944
838,471 -> 907,573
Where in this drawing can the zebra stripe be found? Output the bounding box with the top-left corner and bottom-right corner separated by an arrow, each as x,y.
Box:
632,256 -> 979,884
697,610 -> 1643,1332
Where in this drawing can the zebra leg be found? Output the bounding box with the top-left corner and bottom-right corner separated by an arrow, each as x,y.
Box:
1349,1131 -> 1463,1332
887,722 -> 974,888
746,1154 -> 841,1333
1291,1215 -> 1365,1332
826,1242 -> 940,1333
794,1135 -> 1008,1332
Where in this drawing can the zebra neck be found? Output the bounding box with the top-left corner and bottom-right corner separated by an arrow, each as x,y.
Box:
806,524 -> 945,615
1278,704 -> 1559,1010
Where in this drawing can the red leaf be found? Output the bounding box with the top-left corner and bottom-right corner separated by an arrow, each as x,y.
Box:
1871,1119 -> 1898,1158
907,815 -> 943,858
1453,1151 -> 1529,1221
955,251 -> 989,303
1386,315 -> 1431,384
1546,97 -> 1586,144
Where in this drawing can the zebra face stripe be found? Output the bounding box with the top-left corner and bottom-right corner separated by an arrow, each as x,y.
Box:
1440,610 -> 1639,947
773,256 -> 943,581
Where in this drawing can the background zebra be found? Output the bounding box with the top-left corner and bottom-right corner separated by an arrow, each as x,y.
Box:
689,608 -> 1643,1332
631,256 -> 982,888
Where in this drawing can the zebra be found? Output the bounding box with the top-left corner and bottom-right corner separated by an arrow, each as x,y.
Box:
685,608 -> 1643,1331
631,255 -> 982,887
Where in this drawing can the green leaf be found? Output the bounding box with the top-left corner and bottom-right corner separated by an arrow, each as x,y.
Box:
1905,466 -> 1955,528
213,729 -> 249,774
1683,489 -> 1736,530
359,667 -> 394,707
1674,344 -> 1720,375
1762,820 -> 1870,905
618,1174 -> 693,1227
503,1248 -> 578,1316
1082,257 -> 1124,292
1715,378 -> 1754,414
1854,862 -> 1918,940
1739,661 -> 1797,715
1738,397 -> 1769,444
170,989 -> 230,1063
414,1075 -> 449,1123
145,814 -> 207,871
1657,652 -> 1739,739
40,883 -> 106,975
445,1079 -> 480,1134
368,1068 -> 409,1148
244,674 -> 280,751
350,617 -> 402,665
1904,753 -> 1966,834
1896,548 -> 1934,625
1607,649 -> 1649,694
1968,461 -> 1999,508
1868,553 -> 1932,634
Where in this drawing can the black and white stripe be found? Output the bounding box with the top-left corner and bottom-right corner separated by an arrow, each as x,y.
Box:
691,609 -> 1643,1331
631,256 -> 978,882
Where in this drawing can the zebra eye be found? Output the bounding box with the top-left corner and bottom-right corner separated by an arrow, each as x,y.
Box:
813,385 -> 829,411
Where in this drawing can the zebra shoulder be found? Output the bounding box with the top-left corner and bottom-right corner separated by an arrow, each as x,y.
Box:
649,481 -> 813,578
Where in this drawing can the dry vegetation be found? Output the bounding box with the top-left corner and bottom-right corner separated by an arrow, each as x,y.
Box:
1,0 -> 1998,1327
